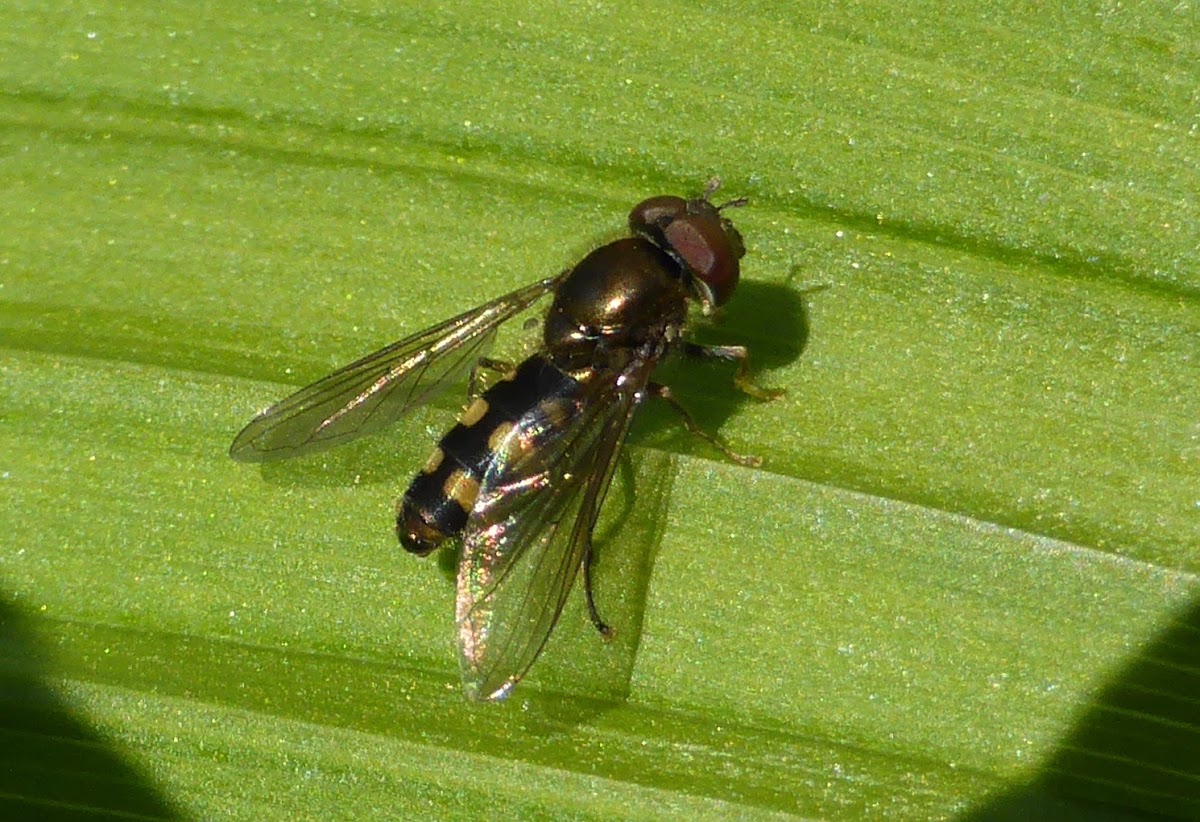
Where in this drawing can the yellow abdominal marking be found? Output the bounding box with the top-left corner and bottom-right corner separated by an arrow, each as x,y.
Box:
488,421 -> 517,453
422,446 -> 445,474
443,470 -> 481,513
538,398 -> 571,427
460,397 -> 489,427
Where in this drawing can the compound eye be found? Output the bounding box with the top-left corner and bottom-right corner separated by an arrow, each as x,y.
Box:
628,195 -> 687,236
662,214 -> 740,307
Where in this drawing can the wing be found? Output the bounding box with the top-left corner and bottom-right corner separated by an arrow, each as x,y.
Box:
229,274 -> 563,462
456,358 -> 656,701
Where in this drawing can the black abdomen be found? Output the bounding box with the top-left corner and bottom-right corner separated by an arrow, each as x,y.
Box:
396,354 -> 579,554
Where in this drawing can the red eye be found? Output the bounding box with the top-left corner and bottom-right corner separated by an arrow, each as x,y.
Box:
628,193 -> 745,309
628,196 -> 687,236
662,214 -> 740,307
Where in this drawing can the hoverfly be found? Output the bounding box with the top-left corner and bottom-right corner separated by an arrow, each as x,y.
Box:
230,181 -> 779,701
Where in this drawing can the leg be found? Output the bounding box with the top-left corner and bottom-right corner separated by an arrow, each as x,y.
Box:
649,382 -> 763,468
467,356 -> 514,398
682,343 -> 784,401
582,544 -> 614,639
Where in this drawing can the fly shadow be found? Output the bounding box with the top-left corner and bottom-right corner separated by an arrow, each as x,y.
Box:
630,275 -> 814,454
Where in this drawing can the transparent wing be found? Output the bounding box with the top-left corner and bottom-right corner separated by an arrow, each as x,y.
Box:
229,275 -> 563,462
456,359 -> 655,701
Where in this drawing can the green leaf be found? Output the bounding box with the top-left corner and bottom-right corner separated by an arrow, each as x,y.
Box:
2,1 -> 1197,819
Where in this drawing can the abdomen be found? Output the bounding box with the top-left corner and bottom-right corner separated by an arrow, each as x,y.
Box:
396,354 -> 579,554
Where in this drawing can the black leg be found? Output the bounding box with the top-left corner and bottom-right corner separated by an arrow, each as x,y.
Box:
467,356 -> 515,398
649,382 -> 763,468
682,342 -> 784,401
582,545 -> 613,639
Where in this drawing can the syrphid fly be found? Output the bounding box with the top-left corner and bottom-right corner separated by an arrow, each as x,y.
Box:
230,180 -> 780,701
